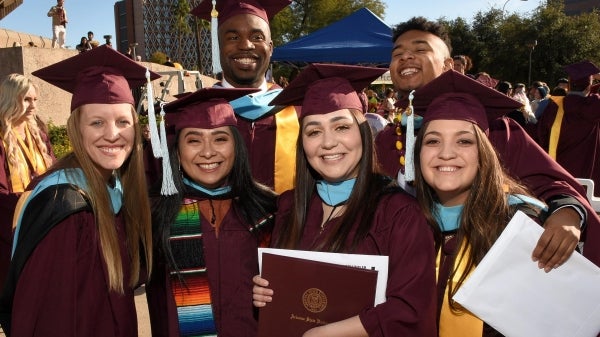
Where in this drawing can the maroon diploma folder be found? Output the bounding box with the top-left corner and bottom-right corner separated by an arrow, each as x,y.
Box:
257,253 -> 378,337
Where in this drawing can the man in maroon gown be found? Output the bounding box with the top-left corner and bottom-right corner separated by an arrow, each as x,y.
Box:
374,17 -> 600,268
191,0 -> 299,194
537,61 -> 600,196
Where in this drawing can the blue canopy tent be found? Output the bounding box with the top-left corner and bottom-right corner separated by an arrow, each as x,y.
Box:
271,8 -> 393,66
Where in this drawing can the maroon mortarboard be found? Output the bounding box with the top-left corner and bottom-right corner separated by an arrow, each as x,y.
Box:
564,60 -> 600,89
269,63 -> 388,118
164,87 -> 259,133
413,70 -> 522,131
191,0 -> 290,25
32,45 -> 160,111
475,74 -> 499,89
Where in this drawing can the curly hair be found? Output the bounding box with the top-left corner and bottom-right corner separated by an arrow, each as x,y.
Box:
0,74 -> 54,186
392,16 -> 452,55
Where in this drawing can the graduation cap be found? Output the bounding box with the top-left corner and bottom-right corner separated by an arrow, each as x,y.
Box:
269,63 -> 388,118
191,0 -> 290,74
413,70 -> 522,132
32,45 -> 160,111
563,60 -> 600,89
155,87 -> 258,196
397,70 -> 521,182
191,0 -> 290,25
164,87 -> 259,133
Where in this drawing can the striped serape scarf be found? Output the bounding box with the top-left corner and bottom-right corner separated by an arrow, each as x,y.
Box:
169,200 -> 217,336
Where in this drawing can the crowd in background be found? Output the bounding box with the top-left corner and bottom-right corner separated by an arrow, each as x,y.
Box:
0,1 -> 599,336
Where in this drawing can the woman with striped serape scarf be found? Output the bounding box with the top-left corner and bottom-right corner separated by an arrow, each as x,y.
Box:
146,87 -> 277,337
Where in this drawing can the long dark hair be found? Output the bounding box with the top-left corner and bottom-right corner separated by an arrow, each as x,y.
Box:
151,126 -> 277,272
273,109 -> 397,252
413,121 -> 542,309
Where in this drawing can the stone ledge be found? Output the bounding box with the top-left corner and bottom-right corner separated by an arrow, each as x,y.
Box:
0,46 -> 218,125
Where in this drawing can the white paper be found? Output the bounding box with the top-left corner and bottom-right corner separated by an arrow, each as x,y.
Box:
453,211 -> 600,337
258,248 -> 389,305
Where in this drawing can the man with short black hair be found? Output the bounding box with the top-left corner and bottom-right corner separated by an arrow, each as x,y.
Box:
87,31 -> 99,48
375,16 -> 600,270
190,0 -> 299,194
557,77 -> 570,90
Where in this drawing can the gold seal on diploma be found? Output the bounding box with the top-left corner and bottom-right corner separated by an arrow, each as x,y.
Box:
302,288 -> 327,313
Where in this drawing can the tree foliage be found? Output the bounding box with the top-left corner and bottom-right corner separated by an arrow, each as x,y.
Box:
150,51 -> 167,65
442,1 -> 600,85
173,0 -> 193,64
270,0 -> 386,46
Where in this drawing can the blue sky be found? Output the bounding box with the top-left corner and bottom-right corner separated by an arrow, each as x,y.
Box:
0,0 -> 541,49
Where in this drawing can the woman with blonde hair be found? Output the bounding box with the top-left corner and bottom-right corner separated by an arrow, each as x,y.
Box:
0,73 -> 54,288
0,46 -> 159,337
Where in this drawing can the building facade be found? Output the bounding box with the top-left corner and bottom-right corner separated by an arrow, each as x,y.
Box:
114,0 -> 214,73
0,0 -> 23,20
564,0 -> 599,15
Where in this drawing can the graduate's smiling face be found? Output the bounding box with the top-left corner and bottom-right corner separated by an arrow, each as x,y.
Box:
390,30 -> 453,93
178,126 -> 235,189
301,109 -> 362,183
419,119 -> 479,206
79,103 -> 135,181
218,13 -> 273,88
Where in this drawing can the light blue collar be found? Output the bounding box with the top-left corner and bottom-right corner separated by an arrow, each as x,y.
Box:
433,194 -> 547,233
401,113 -> 423,129
108,177 -> 123,214
316,178 -> 356,206
434,203 -> 463,232
229,89 -> 283,121
183,177 -> 232,196
508,194 -> 548,211
12,168 -> 123,255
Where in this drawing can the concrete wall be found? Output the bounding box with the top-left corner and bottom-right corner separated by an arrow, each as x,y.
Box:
0,46 -> 218,125
0,28 -> 53,48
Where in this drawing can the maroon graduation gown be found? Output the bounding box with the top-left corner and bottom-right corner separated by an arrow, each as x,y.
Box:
375,116 -> 600,267
537,93 -> 600,196
145,200 -> 265,337
234,84 -> 299,192
10,210 -> 139,337
273,190 -> 437,337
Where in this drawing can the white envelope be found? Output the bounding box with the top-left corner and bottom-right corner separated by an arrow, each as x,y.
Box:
453,211 -> 600,337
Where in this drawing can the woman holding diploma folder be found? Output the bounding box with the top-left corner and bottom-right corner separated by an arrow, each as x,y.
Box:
410,71 -> 580,337
146,88 -> 277,337
253,64 -> 438,337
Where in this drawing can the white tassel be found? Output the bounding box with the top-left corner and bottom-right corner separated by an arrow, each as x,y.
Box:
404,90 -> 416,182
211,0 -> 222,75
145,68 -> 162,158
159,103 -> 177,195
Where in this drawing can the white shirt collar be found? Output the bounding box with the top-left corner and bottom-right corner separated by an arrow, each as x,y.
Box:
221,78 -> 268,93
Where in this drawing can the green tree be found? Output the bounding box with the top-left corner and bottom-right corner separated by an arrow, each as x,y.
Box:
443,1 -> 600,85
150,51 -> 167,65
270,0 -> 386,46
47,122 -> 71,159
173,0 -> 193,66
